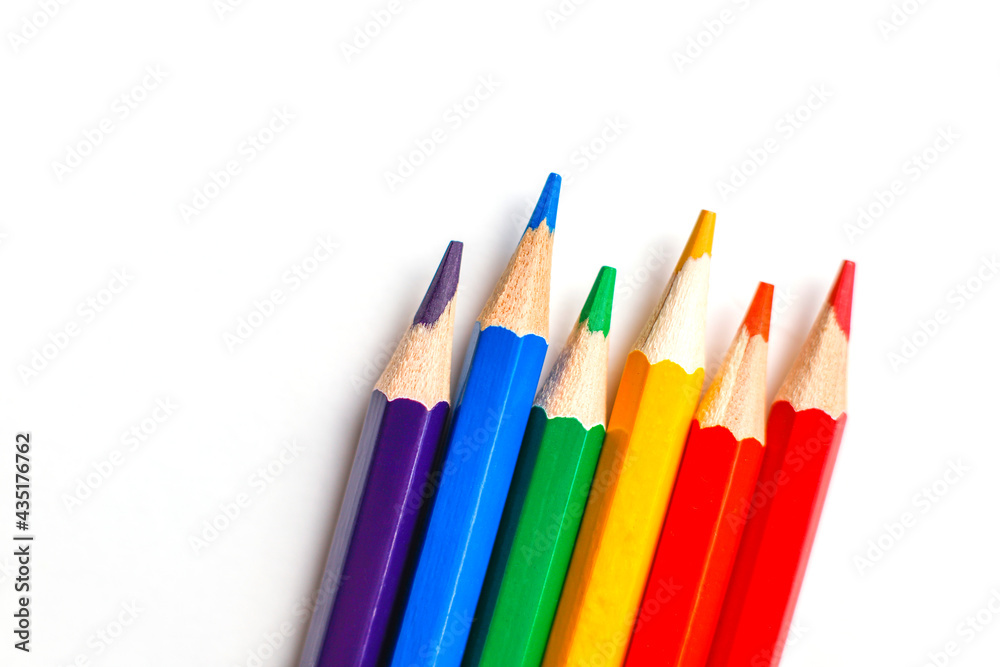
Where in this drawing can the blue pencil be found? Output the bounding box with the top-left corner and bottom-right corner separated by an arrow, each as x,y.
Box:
388,174 -> 561,667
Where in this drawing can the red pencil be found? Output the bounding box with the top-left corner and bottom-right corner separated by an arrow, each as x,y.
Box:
624,282 -> 773,667
706,261 -> 854,667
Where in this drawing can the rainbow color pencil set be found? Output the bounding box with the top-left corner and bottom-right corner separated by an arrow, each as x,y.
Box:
298,173 -> 853,667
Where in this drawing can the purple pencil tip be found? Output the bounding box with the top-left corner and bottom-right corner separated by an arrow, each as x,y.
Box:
412,241 -> 463,327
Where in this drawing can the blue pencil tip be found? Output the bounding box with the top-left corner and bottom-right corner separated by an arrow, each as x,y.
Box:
526,173 -> 561,232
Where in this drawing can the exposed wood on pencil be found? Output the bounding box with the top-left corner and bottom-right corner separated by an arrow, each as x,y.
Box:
774,260 -> 853,417
534,266 -> 615,430
697,282 -> 772,443
633,209 -> 714,372
478,172 -> 559,339
375,241 -> 462,406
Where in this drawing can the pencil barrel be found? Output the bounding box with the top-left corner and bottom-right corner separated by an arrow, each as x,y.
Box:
465,409 -> 606,667
299,392 -> 390,667
314,397 -> 449,667
389,326 -> 548,667
706,402 -> 847,667
624,423 -> 764,667
543,352 -> 703,667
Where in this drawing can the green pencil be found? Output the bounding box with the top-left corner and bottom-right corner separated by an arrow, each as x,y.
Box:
463,266 -> 616,667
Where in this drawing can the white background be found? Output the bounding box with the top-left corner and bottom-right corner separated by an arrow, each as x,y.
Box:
2,0 -> 999,665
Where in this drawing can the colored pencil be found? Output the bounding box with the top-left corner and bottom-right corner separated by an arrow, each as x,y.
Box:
389,174 -> 560,667
624,281 -> 773,667
464,265 -> 617,667
298,242 -> 463,667
706,261 -> 854,667
543,211 -> 715,667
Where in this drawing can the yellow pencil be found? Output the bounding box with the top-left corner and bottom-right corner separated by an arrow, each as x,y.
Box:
542,211 -> 715,667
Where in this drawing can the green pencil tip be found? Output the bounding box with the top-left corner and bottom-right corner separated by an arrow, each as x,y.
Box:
579,266 -> 616,336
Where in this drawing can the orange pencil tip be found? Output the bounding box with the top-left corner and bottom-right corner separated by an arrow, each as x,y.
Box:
743,282 -> 774,342
827,260 -> 855,339
675,210 -> 716,271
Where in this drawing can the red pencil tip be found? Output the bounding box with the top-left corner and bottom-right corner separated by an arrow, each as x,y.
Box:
743,282 -> 774,342
827,260 -> 855,339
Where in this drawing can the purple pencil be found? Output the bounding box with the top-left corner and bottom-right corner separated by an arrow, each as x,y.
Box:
299,241 -> 463,667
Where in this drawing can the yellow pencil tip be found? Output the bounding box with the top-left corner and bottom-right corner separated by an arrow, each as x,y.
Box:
675,210 -> 715,272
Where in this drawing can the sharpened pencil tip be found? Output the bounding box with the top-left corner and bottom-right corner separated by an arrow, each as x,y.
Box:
675,210 -> 715,272
526,173 -> 561,232
579,266 -> 616,337
413,241 -> 463,327
743,282 -> 774,342
827,260 -> 855,339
